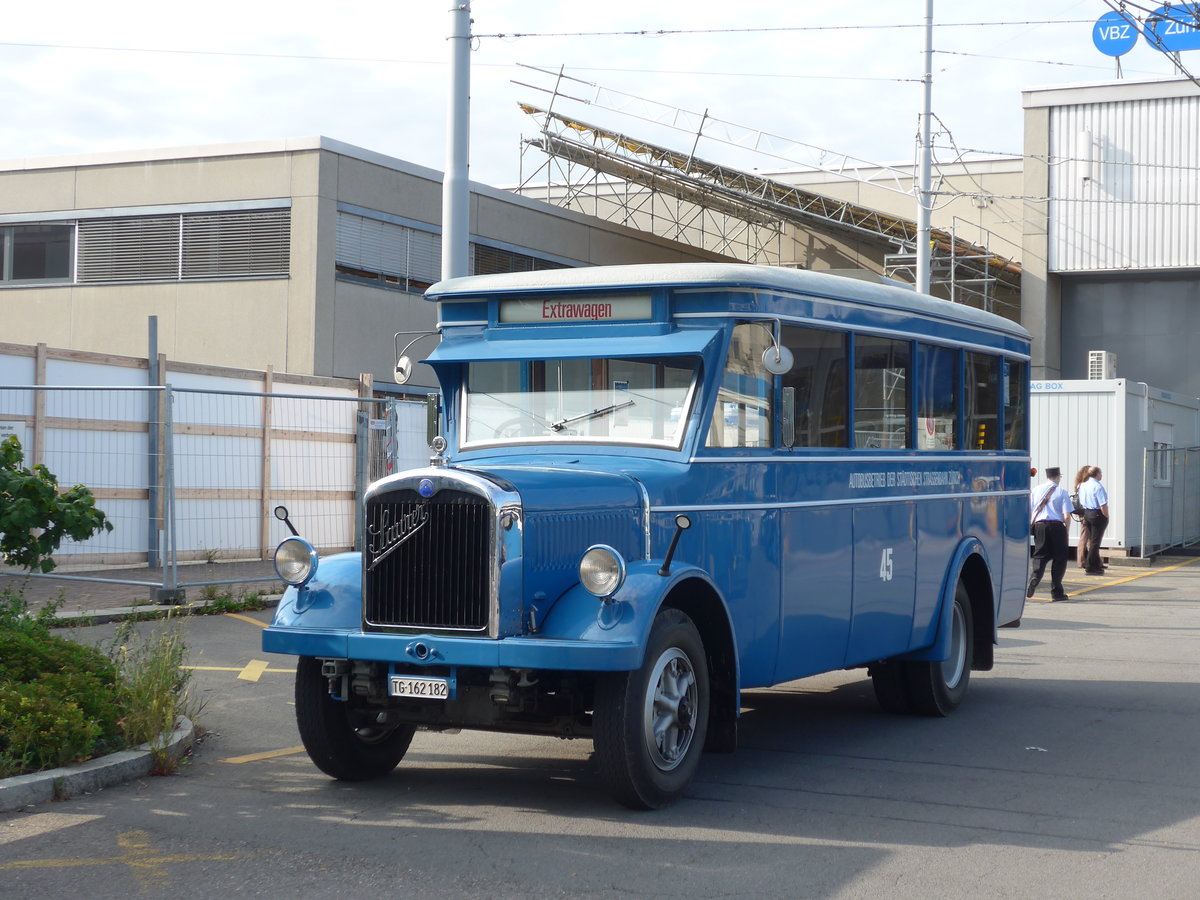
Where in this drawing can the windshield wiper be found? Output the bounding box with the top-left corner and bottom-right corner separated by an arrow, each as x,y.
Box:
550,399 -> 635,432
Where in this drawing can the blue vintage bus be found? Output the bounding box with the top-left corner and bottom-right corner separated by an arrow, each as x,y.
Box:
263,263 -> 1030,809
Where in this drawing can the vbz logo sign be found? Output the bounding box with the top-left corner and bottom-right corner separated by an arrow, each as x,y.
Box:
1093,10 -> 1139,56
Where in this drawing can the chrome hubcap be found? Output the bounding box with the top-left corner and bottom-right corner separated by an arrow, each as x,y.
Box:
940,602 -> 967,689
643,647 -> 698,771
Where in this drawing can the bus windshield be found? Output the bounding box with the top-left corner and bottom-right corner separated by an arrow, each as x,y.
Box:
463,356 -> 699,448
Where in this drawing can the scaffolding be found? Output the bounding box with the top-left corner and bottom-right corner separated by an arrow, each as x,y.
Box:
514,70 -> 1022,316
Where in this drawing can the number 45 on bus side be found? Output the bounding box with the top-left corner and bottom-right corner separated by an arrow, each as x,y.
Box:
879,548 -> 894,581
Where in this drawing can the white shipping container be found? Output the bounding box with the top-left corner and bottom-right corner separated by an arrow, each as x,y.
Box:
1031,379 -> 1200,558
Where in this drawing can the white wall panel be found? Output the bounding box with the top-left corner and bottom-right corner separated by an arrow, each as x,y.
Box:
1049,95 -> 1200,272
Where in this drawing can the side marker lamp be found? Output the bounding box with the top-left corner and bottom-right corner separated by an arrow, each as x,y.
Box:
274,536 -> 319,587
580,545 -> 627,600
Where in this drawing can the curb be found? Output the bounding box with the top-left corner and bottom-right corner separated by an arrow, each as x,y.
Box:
49,594 -> 283,627
0,716 -> 196,813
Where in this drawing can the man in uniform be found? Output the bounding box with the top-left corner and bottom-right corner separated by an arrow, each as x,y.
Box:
1028,466 -> 1072,601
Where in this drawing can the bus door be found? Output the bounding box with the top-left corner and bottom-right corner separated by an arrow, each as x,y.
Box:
847,336 -> 917,663
774,324 -> 855,681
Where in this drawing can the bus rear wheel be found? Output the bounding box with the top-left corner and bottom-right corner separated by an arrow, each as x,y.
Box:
593,608 -> 710,810
295,656 -> 417,780
870,581 -> 973,717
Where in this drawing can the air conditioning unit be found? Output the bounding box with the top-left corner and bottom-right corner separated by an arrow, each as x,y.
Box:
1088,350 -> 1117,380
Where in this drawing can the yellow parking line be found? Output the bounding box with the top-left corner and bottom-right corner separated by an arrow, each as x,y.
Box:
1066,555 -> 1200,598
224,612 -> 268,628
221,746 -> 307,764
237,659 -> 271,682
183,663 -> 295,675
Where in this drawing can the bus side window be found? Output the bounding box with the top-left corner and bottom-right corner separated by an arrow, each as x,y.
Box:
916,344 -> 959,450
966,352 -> 1000,450
1004,359 -> 1028,450
782,325 -> 848,447
854,337 -> 911,449
706,323 -> 773,448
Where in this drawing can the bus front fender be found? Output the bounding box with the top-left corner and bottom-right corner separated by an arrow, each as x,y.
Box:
535,560 -> 720,670
269,552 -> 363,631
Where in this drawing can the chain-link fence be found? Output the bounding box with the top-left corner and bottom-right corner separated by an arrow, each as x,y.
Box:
0,385 -> 429,600
1138,445 -> 1200,558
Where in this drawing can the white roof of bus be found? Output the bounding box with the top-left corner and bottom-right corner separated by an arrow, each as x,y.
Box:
426,263 -> 1028,340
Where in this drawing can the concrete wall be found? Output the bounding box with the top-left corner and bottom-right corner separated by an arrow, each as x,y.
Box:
1062,273 -> 1200,399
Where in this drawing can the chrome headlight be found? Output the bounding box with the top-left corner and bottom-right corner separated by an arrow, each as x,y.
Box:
579,544 -> 627,600
274,536 -> 318,586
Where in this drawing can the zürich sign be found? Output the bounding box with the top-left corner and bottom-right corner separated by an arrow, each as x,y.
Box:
1093,4 -> 1200,57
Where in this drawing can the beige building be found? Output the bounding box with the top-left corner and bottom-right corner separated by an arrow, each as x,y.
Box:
1,137 -> 730,390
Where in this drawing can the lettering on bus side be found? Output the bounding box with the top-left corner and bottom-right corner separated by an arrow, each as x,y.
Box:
848,470 -> 964,488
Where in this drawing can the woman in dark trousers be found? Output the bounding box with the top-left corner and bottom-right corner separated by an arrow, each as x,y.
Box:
1077,466 -> 1110,575
1072,464 -> 1092,568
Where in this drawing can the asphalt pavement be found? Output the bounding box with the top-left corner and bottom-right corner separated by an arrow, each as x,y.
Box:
2,551 -> 1198,897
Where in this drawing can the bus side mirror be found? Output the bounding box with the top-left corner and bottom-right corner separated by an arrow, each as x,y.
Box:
762,344 -> 794,375
394,356 -> 415,384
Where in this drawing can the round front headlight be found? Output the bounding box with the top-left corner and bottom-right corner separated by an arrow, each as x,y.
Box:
579,544 -> 627,599
274,536 -> 318,586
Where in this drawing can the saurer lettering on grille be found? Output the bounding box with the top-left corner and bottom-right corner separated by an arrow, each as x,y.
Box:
367,504 -> 431,571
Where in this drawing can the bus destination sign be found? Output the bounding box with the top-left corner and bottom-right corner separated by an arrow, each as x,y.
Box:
499,294 -> 652,324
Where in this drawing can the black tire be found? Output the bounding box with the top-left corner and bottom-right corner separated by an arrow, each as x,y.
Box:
593,608 -> 710,810
294,656 -> 416,781
901,581 -> 974,717
870,581 -> 973,717
869,659 -> 913,714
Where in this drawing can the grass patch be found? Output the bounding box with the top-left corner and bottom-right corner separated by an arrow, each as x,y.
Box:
102,617 -> 199,773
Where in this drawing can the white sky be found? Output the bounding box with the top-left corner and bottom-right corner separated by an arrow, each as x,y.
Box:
2,1 -> 1191,186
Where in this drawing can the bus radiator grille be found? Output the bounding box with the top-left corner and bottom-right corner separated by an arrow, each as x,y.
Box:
364,489 -> 492,631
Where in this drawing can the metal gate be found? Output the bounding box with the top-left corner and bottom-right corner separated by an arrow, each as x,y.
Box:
0,385 -> 429,601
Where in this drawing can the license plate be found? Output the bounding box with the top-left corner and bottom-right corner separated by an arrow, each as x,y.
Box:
389,675 -> 450,700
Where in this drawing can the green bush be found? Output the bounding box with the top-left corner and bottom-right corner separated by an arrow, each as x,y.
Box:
0,682 -> 101,777
0,587 -> 196,777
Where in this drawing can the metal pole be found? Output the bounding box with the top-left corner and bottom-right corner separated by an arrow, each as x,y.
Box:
160,387 -> 182,603
442,1 -> 472,280
147,316 -> 160,568
916,0 -> 934,295
1140,447 -> 1149,558
355,409 -> 369,553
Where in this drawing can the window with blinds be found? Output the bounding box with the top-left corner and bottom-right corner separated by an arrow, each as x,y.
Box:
76,209 -> 290,284
471,244 -> 568,276
336,212 -> 440,292
335,210 -> 571,292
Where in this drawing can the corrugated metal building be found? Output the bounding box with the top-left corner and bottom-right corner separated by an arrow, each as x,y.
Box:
1022,78 -> 1200,396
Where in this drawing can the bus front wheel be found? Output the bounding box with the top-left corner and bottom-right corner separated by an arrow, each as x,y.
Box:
870,581 -> 973,717
295,656 -> 417,780
593,608 -> 710,810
